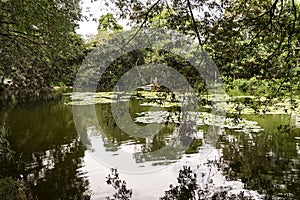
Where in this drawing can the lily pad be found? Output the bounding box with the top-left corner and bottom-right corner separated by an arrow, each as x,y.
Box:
135,111 -> 263,134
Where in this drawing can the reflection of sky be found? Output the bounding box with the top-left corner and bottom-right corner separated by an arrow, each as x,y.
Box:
84,122 -> 263,199
75,0 -> 205,36
83,144 -> 262,199
76,0 -> 128,36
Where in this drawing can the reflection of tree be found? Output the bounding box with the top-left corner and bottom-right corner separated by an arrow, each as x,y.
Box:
139,123 -> 178,152
0,100 -> 90,199
5,101 -> 77,153
134,118 -> 206,163
30,140 -> 90,200
1,138 -> 90,199
106,166 -> 254,200
105,168 -> 132,200
96,103 -> 135,150
96,102 -> 186,161
220,129 -> 300,198
95,100 -> 204,164
96,102 -> 175,149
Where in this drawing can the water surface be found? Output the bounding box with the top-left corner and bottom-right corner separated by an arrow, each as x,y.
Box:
1,92 -> 299,199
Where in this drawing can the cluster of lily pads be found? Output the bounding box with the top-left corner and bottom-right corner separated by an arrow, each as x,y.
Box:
66,91 -> 195,106
67,92 -> 300,115
66,91 -> 300,133
135,111 -> 263,134
65,92 -> 132,105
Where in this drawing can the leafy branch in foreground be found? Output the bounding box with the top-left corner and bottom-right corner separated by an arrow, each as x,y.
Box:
160,166 -> 198,200
160,164 -> 255,200
106,164 -> 256,200
106,168 -> 133,200
0,0 -> 85,91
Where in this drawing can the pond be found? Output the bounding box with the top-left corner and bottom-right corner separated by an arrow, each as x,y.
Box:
0,92 -> 300,199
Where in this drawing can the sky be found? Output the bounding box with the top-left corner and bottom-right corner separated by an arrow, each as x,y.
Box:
75,0 -> 222,36
76,0 -> 128,36
76,0 -> 300,36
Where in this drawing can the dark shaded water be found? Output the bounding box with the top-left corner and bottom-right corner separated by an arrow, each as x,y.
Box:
0,97 -> 90,199
0,93 -> 300,199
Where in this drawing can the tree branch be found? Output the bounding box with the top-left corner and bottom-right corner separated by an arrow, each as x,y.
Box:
122,0 -> 161,49
187,0 -> 203,48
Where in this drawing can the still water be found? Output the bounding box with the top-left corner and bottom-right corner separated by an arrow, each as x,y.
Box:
0,92 -> 300,199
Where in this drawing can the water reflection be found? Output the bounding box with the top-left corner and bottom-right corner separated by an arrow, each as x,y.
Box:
81,99 -> 202,172
0,99 -> 90,199
72,93 -> 300,198
219,115 -> 300,199
1,93 -> 300,199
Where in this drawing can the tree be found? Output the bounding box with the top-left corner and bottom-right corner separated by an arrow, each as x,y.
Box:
94,0 -> 300,126
161,166 -> 198,200
98,13 -> 124,33
209,0 -> 300,79
0,0 -> 85,91
104,0 -> 300,96
87,13 -> 124,52
85,14 -> 148,91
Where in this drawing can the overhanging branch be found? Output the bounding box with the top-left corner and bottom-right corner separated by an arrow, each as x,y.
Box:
187,0 -> 203,48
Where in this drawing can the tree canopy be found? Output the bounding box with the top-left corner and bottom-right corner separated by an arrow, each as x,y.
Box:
97,13 -> 123,33
1,0 -> 299,100
100,0 -> 300,99
0,0 -> 85,90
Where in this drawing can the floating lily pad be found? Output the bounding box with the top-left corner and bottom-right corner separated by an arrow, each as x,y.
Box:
65,92 -> 132,105
135,111 -> 263,134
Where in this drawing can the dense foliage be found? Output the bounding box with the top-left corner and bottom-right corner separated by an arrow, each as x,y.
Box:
98,13 -> 124,33
101,0 -> 300,99
1,0 -> 299,98
0,0 -> 85,91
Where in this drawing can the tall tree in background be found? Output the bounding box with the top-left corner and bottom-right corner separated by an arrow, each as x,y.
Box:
105,0 -> 300,97
0,0 -> 85,90
97,13 -> 123,33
